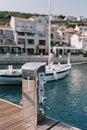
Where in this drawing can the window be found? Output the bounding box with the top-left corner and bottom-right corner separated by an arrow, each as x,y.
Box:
51,34 -> 53,39
39,40 -> 45,45
5,39 -> 13,44
18,39 -> 25,44
17,32 -> 25,36
27,39 -> 34,45
51,41 -> 54,46
4,30 -> 13,37
37,32 -> 45,37
27,33 -> 35,36
55,33 -> 60,39
27,48 -> 34,55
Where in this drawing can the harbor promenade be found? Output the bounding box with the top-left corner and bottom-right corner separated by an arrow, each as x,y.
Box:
0,54 -> 87,64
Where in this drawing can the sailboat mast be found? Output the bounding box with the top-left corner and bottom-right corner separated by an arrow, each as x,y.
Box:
48,0 -> 51,64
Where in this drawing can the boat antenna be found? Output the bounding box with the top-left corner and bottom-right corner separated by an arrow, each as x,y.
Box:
48,0 -> 51,64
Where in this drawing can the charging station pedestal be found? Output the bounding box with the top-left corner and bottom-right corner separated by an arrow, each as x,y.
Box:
22,62 -> 46,128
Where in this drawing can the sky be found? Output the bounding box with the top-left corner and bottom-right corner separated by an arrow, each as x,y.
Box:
0,0 -> 87,17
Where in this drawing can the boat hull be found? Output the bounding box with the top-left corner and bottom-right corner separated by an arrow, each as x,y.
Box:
0,68 -> 22,85
0,76 -> 22,85
46,65 -> 71,82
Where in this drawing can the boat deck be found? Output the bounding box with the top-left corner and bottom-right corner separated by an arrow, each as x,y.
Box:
0,99 -> 80,130
0,68 -> 22,75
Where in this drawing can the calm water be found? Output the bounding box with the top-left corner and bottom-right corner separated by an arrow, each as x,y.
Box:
0,64 -> 87,130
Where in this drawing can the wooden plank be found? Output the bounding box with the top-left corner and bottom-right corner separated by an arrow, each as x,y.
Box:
0,118 -> 22,129
0,99 -> 22,108
4,120 -> 36,130
0,99 -> 80,130
51,122 -> 80,130
0,99 -> 23,129
0,101 -> 12,110
0,111 -> 22,125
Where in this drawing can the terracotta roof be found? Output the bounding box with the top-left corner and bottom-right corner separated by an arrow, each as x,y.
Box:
0,25 -> 12,29
66,29 -> 77,33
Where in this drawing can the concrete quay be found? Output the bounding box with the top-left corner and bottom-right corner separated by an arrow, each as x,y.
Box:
0,54 -> 87,65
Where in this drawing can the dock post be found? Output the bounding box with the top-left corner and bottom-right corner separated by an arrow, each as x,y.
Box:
22,62 -> 46,128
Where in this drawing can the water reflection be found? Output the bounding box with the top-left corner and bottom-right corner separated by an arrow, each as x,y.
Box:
46,64 -> 87,130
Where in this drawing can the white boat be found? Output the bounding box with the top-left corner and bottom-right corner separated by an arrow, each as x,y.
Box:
45,0 -> 71,82
0,65 -> 22,85
46,62 -> 71,82
0,60 -> 71,84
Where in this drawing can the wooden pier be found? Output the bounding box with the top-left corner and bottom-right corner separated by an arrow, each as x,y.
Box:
0,99 -> 80,130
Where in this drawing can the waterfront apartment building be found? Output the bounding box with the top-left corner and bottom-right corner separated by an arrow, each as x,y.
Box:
71,34 -> 87,50
1,16 -> 68,55
10,16 -> 48,55
0,16 -> 55,55
0,16 -> 87,55
0,25 -> 19,54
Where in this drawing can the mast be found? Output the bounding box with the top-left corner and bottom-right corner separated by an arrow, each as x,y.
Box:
48,0 -> 51,64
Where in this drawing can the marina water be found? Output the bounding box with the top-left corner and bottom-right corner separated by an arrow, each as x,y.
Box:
0,64 -> 87,130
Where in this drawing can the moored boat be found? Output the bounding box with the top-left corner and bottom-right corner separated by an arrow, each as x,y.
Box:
45,0 -> 71,82
46,63 -> 71,81
0,61 -> 71,85
0,65 -> 22,85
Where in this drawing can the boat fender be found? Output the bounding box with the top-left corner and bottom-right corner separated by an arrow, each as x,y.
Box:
39,108 -> 45,114
42,96 -> 47,103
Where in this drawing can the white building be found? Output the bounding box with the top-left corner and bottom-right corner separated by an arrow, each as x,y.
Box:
71,34 -> 87,50
75,25 -> 87,34
64,16 -> 76,22
10,16 -> 48,54
77,16 -> 84,21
